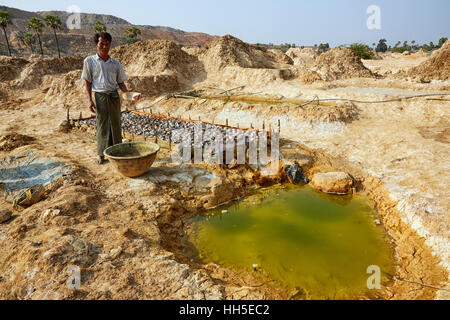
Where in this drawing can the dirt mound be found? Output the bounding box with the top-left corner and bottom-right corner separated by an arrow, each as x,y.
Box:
111,40 -> 204,83
414,48 -> 429,57
371,51 -> 383,60
0,57 -> 29,82
201,35 -> 285,71
267,49 -> 294,66
408,40 -> 450,81
182,46 -> 207,57
314,48 -> 376,81
44,70 -> 84,106
0,133 -> 36,151
15,55 -> 85,89
293,66 -> 323,84
286,47 -> 318,66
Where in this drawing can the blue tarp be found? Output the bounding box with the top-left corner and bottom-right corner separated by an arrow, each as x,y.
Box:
0,151 -> 71,198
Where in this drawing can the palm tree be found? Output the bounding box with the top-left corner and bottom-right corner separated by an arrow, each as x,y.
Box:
23,32 -> 36,53
0,11 -> 12,56
44,15 -> 62,58
27,17 -> 44,55
438,37 -> 448,48
124,26 -> 141,44
94,21 -> 107,33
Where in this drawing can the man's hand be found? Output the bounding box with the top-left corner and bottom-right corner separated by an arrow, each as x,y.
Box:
89,100 -> 96,114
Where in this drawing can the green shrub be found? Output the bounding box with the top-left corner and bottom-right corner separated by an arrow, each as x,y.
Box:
348,43 -> 374,59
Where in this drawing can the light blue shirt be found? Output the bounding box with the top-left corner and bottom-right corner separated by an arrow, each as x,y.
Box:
81,54 -> 128,93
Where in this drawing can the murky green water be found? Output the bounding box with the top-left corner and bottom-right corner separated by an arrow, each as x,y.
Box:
187,184 -> 394,299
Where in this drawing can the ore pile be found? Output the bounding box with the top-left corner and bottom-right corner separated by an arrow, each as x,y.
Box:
78,118 -> 96,126
79,112 -> 260,146
121,112 -> 259,145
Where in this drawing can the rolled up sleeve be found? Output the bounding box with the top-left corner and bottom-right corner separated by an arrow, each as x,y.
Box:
116,62 -> 128,84
81,58 -> 92,82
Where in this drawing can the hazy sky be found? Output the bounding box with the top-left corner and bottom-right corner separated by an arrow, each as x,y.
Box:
3,0 -> 449,47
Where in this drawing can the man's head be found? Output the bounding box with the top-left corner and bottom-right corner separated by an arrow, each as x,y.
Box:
94,32 -> 112,57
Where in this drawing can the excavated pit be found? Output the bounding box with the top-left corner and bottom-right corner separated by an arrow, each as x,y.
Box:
70,114 -> 447,299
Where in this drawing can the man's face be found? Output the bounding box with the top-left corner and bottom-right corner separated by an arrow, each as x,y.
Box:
96,37 -> 111,56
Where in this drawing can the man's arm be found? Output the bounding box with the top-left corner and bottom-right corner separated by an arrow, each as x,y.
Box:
85,80 -> 96,114
117,62 -> 129,94
81,58 -> 95,114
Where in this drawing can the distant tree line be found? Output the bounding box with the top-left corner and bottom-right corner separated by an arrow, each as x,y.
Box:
0,11 -> 143,57
372,37 -> 448,53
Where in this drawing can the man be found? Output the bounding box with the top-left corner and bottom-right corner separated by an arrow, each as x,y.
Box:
81,32 -> 134,164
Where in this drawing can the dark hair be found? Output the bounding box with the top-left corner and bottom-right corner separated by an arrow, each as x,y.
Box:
94,32 -> 112,44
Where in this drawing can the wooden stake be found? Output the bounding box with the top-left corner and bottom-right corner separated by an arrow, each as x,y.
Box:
262,121 -> 265,131
278,119 -> 281,132
226,119 -> 229,126
66,108 -> 70,121
169,134 -> 172,151
78,112 -> 82,129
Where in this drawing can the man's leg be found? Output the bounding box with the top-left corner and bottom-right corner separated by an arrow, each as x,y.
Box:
94,92 -> 111,162
109,94 -> 122,145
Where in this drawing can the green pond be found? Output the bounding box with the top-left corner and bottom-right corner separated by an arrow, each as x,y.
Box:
187,184 -> 395,300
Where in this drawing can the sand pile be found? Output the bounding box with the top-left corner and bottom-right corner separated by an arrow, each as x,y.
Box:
0,57 -> 29,82
292,66 -> 323,84
414,48 -> 429,57
44,70 -> 84,105
314,48 -> 375,81
371,51 -> 383,60
182,35 -> 295,87
111,40 -> 204,83
200,35 -> 288,71
408,40 -> 450,81
286,47 -> 318,66
182,46 -> 207,57
110,40 -> 205,94
267,49 -> 294,66
15,56 -> 85,89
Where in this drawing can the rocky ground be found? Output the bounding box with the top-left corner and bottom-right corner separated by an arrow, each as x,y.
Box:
0,36 -> 449,300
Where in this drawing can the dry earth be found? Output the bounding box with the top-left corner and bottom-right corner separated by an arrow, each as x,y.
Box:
0,37 -> 449,300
